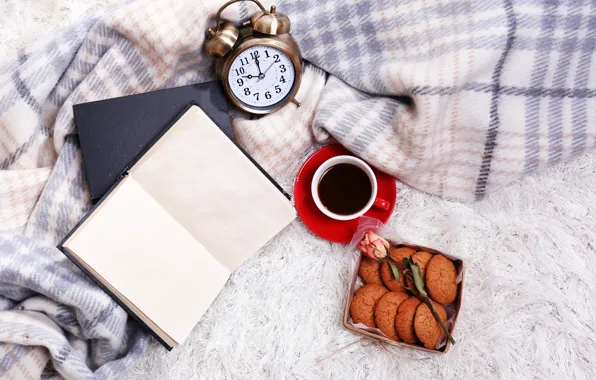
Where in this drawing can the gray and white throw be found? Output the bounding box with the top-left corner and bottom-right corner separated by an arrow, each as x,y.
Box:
1,0 -> 595,378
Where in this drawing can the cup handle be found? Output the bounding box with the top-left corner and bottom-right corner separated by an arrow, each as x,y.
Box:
373,197 -> 391,211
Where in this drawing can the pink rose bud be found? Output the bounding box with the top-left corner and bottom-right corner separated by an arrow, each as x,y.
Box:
357,231 -> 390,261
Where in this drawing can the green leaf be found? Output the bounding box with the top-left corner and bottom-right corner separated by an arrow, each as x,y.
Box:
388,262 -> 401,282
410,262 -> 427,297
402,257 -> 412,268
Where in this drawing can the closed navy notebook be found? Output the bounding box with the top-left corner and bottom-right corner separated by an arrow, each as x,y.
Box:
74,81 -> 234,200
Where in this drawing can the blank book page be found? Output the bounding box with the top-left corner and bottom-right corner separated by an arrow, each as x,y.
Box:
63,176 -> 230,344
130,105 -> 296,271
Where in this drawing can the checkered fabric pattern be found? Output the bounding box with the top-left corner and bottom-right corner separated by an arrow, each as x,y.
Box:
287,0 -> 596,200
0,0 -> 595,378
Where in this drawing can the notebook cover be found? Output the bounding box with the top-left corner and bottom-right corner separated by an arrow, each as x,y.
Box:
74,81 -> 234,200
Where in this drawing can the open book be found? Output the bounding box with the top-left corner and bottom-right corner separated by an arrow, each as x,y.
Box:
60,105 -> 296,349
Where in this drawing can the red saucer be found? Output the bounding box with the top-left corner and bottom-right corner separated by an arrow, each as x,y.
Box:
294,144 -> 397,244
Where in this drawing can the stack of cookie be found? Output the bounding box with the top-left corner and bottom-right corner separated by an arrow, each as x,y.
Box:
349,246 -> 460,351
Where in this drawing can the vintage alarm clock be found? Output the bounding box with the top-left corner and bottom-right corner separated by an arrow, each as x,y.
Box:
205,0 -> 302,114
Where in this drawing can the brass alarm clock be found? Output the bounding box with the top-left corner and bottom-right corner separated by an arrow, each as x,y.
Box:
205,0 -> 302,114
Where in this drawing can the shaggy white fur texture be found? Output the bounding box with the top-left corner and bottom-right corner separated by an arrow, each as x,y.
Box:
2,2 -> 596,379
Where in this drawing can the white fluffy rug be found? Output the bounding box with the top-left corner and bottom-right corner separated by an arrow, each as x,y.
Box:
3,1 -> 596,379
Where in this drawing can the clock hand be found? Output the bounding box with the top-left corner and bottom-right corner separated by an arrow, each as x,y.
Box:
254,57 -> 263,76
241,74 -> 257,79
257,62 -> 276,82
263,62 -> 275,75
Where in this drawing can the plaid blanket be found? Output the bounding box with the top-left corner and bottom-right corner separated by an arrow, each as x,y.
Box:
1,0 -> 594,378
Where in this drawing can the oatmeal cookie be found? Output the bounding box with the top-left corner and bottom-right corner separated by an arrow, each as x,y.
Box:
425,254 -> 458,305
395,296 -> 421,343
374,292 -> 410,340
414,301 -> 448,350
389,247 -> 417,263
349,284 -> 389,327
358,256 -> 383,285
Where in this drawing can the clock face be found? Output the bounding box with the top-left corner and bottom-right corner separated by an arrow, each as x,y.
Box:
227,45 -> 296,111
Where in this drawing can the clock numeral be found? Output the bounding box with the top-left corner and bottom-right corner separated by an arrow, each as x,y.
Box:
279,64 -> 286,73
265,91 -> 272,100
253,92 -> 259,101
240,57 -> 249,65
244,88 -> 251,96
265,50 -> 270,58
235,67 -> 245,76
280,75 -> 286,83
237,78 -> 244,86
250,51 -> 260,60
275,85 -> 282,94
274,54 -> 280,63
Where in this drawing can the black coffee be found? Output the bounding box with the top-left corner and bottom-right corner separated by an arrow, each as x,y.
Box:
317,163 -> 372,215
